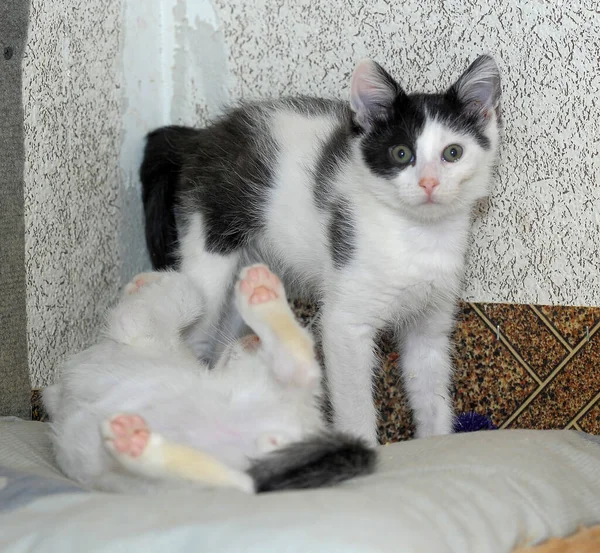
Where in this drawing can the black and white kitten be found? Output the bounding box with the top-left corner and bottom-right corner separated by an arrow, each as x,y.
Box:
140,56 -> 501,445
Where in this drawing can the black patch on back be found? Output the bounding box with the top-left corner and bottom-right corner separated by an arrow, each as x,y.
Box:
178,105 -> 278,254
313,121 -> 354,209
303,102 -> 359,270
178,97 -> 356,255
361,91 -> 491,180
329,198 -> 356,269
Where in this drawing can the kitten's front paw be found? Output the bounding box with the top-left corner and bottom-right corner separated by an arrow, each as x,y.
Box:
124,272 -> 163,295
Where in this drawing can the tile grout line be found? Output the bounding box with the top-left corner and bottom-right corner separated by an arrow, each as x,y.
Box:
566,390 -> 600,428
529,305 -> 573,353
500,319 -> 600,429
470,303 -> 542,386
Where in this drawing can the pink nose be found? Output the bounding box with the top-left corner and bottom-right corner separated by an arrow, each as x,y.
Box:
418,177 -> 439,198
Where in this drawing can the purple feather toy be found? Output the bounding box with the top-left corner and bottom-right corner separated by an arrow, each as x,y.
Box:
453,412 -> 497,433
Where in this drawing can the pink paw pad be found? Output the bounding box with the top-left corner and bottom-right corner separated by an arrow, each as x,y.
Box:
109,414 -> 150,458
239,266 -> 281,305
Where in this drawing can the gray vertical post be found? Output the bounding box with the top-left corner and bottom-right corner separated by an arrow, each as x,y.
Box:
0,0 -> 32,418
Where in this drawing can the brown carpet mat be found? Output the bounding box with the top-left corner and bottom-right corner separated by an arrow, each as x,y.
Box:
377,301 -> 600,442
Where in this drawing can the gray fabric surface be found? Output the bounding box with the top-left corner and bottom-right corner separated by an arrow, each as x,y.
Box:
0,466 -> 87,513
577,431 -> 600,446
2,421 -> 600,553
0,0 -> 31,418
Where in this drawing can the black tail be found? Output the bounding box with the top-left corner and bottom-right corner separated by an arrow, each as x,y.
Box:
140,125 -> 198,269
247,432 -> 377,493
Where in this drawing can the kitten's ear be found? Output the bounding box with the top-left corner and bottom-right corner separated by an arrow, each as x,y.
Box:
449,55 -> 501,118
350,59 -> 400,131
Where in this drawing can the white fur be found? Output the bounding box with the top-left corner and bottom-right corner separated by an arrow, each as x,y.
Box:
45,269 -> 324,492
179,63 -> 500,445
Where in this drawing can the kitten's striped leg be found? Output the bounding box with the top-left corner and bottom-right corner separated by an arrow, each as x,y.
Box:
101,414 -> 254,493
234,264 -> 320,388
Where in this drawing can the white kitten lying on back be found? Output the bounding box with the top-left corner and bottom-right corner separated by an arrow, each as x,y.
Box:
44,265 -> 376,494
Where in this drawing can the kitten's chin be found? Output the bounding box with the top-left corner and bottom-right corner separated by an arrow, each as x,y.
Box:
399,199 -> 468,222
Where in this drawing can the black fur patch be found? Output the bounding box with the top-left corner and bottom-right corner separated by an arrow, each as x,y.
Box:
248,432 -> 377,493
361,93 -> 425,180
329,198 -> 356,270
362,92 -> 492,180
417,92 -> 492,149
176,98 -> 351,255
178,106 -> 278,254
313,122 -> 354,209
140,125 -> 199,269
310,107 -> 359,270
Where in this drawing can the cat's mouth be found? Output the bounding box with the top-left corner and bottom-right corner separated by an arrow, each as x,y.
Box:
420,194 -> 438,206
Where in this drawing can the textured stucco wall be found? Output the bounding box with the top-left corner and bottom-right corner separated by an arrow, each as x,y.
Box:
212,0 -> 600,307
23,0 -> 600,386
24,0 -> 126,387
23,0 -> 228,387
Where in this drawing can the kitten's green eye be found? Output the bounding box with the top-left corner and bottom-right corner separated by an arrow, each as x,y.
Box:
390,145 -> 414,165
442,144 -> 463,162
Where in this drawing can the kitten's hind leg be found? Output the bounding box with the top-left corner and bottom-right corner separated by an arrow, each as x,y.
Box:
179,216 -> 242,363
234,264 -> 320,388
102,414 -> 254,493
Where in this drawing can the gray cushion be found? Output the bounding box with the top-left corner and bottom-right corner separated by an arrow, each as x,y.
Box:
2,420 -> 600,552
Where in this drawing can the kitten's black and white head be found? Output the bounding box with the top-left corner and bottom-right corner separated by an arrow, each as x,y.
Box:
350,55 -> 501,221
